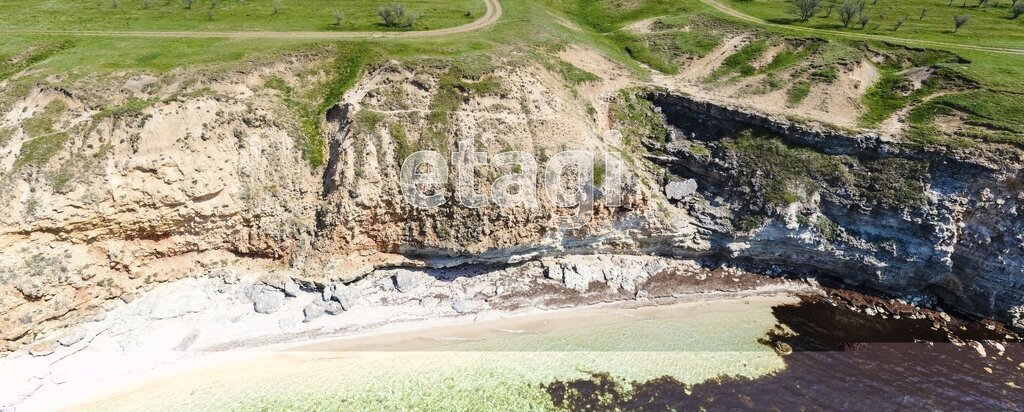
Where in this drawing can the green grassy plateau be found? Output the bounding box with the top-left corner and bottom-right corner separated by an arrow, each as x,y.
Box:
0,0 -> 485,32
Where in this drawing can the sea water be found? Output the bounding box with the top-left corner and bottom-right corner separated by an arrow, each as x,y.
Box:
82,298 -> 788,411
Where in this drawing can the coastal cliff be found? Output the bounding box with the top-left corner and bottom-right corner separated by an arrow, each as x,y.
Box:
643,91 -> 1024,325
1,54 -> 1022,354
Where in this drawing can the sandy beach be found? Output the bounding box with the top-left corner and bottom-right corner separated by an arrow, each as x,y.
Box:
54,294 -> 801,411
2,255 -> 821,411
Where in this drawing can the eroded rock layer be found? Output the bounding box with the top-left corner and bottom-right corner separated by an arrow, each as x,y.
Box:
1,54 -> 1022,353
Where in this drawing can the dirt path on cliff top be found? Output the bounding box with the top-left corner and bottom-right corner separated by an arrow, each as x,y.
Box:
0,0 -> 501,39
700,0 -> 1024,56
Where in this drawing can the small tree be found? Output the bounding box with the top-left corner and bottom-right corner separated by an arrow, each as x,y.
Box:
273,0 -> 282,15
858,14 -> 871,28
823,0 -> 837,17
144,0 -> 154,9
333,10 -> 345,26
378,4 -> 404,27
953,14 -> 969,32
209,0 -> 218,10
920,7 -> 928,19
793,0 -> 824,21
378,3 -> 419,28
894,15 -> 907,30
111,0 -> 120,8
1013,1 -> 1024,18
183,0 -> 194,9
839,0 -> 863,27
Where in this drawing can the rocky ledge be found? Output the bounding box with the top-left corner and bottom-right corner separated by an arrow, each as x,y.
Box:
636,90 -> 1024,328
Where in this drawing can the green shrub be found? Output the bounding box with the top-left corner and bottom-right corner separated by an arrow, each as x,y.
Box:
0,127 -> 14,147
23,100 -> 67,137
709,41 -> 768,81
726,132 -> 852,207
609,90 -> 669,148
762,43 -> 820,74
390,122 -> 413,163
810,67 -> 839,82
15,133 -> 69,169
786,80 -> 812,107
548,60 -> 600,85
93,98 -> 154,120
860,70 -> 914,126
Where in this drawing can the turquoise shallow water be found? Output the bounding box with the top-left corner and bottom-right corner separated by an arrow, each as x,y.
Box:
83,298 -> 789,411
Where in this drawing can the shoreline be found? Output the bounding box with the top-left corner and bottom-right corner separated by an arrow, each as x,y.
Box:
58,292 -> 802,411
5,254 -> 820,410
9,253 -> 1018,410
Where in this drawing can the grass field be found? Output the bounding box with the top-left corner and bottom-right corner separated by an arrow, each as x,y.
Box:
0,0 -> 485,32
722,0 -> 1024,49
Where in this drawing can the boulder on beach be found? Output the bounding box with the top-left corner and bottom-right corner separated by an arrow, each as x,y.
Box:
29,341 -> 56,357
329,283 -> 360,311
303,302 -> 325,322
57,327 -> 87,347
393,270 -> 420,293
325,301 -> 345,315
545,261 -> 564,282
249,286 -> 286,314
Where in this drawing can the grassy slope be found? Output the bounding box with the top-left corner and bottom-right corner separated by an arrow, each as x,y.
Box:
0,0 -> 485,32
0,0 -> 600,167
542,0 -> 723,74
716,0 -> 1024,91
715,1 -> 1024,147
3,0 -> 1024,161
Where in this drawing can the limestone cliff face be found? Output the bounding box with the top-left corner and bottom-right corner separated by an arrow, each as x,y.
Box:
1,58 -> 1022,352
314,63 -> 633,259
0,60 -> 653,351
0,72 -> 323,350
644,92 -> 1024,327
